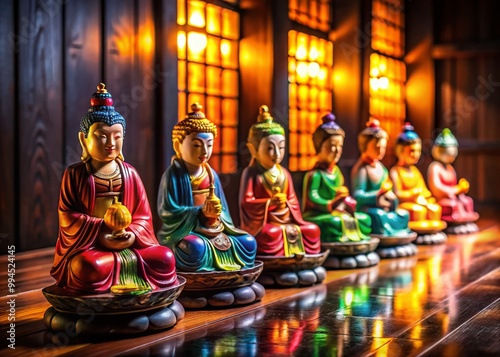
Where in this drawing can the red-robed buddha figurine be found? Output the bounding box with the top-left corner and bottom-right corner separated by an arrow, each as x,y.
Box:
42,83 -> 185,335
239,105 -> 328,287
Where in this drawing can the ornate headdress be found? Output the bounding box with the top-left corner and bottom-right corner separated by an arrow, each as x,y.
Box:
247,105 -> 285,149
312,112 -> 345,154
434,128 -> 458,147
396,122 -> 421,145
80,83 -> 126,137
172,103 -> 218,144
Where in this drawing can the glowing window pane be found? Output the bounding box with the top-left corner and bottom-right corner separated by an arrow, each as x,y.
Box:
206,4 -> 221,35
288,31 -> 333,171
177,31 -> 186,59
221,155 -> 238,173
187,32 -> 207,61
206,96 -> 221,126
206,66 -> 221,96
206,36 -> 221,65
177,0 -> 186,25
178,60 -> 186,91
222,9 -> 239,40
188,0 -> 205,28
221,40 -> 238,69
178,1 -> 240,173
289,0 -> 331,31
188,62 -> 205,92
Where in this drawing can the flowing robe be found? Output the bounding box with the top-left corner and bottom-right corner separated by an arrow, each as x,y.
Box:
302,163 -> 371,242
157,159 -> 256,272
351,159 -> 412,237
427,161 -> 479,223
239,162 -> 321,256
51,160 -> 178,293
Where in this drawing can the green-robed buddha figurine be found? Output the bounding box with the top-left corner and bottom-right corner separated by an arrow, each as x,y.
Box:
302,113 -> 380,269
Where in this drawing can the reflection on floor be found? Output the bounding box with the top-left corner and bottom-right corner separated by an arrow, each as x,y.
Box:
2,209 -> 500,356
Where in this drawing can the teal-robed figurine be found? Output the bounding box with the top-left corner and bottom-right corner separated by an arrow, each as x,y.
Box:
157,103 -> 257,272
351,118 -> 413,238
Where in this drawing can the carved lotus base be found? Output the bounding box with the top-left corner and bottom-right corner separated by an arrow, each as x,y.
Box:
43,300 -> 185,334
256,250 -> 329,271
320,238 -> 380,269
445,222 -> 479,235
42,277 -> 186,315
414,231 -> 447,245
257,266 -> 327,287
376,243 -> 418,259
178,282 -> 265,309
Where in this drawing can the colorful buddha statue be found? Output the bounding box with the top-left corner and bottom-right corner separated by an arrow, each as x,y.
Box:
157,103 -> 263,308
239,105 -> 326,286
45,83 -> 184,334
427,128 -> 479,234
389,122 -> 447,244
302,113 -> 379,269
351,118 -> 416,258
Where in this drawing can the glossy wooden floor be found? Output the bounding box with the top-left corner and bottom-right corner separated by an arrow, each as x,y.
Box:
2,208 -> 500,356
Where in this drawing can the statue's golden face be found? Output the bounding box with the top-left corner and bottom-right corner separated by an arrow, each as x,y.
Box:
318,135 -> 344,166
178,132 -> 214,167
83,122 -> 124,163
364,137 -> 387,161
399,142 -> 422,165
255,134 -> 285,170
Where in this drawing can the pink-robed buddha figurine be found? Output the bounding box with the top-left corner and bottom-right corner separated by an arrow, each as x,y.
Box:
239,105 -> 327,287
389,123 -> 447,244
43,84 -> 184,334
427,128 -> 479,234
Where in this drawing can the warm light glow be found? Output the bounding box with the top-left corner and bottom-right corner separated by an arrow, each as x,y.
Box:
188,2 -> 205,28
370,77 -> 380,91
370,67 -> 380,77
220,41 -> 230,56
308,62 -> 321,77
296,62 -> 309,79
187,32 -> 207,54
373,319 -> 384,338
379,76 -> 389,89
296,44 -> 307,60
309,46 -> 319,61
177,32 -> 186,49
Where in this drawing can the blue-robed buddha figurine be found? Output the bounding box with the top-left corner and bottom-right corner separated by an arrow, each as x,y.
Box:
157,103 -> 257,273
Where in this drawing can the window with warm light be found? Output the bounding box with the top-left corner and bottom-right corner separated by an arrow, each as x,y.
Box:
288,30 -> 333,171
289,0 -> 331,32
369,0 -> 406,150
177,0 -> 240,173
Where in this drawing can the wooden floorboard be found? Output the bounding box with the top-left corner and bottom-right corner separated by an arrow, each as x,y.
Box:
1,208 -> 499,356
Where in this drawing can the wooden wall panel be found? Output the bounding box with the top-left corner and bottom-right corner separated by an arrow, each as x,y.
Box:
103,0 -> 157,208
0,0 -> 16,251
18,0 -> 64,250
63,0 -> 102,169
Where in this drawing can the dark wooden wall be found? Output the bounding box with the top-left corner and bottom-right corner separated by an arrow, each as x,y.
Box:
406,0 -> 500,204
1,0 -> 499,253
0,0 -> 171,252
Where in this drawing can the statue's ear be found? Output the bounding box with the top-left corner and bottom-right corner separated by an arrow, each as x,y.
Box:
173,138 -> 182,159
246,142 -> 257,158
78,132 -> 90,162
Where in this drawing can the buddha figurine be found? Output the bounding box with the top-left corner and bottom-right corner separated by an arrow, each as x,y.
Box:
351,118 -> 417,258
157,103 -> 264,308
427,128 -> 479,234
239,105 -> 327,287
44,83 -> 184,334
302,113 -> 380,269
389,122 -> 447,244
